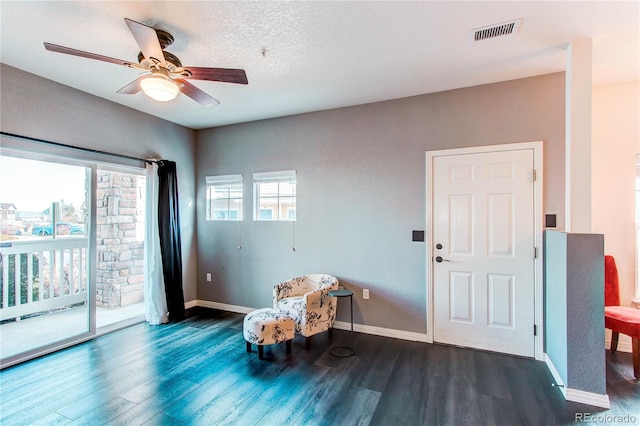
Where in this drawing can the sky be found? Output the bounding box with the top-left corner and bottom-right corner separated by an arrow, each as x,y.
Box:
0,156 -> 87,212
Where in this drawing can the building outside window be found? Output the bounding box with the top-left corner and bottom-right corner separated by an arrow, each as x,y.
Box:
206,174 -> 243,221
253,170 -> 296,221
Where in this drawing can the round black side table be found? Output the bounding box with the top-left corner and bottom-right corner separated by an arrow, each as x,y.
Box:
329,289 -> 354,357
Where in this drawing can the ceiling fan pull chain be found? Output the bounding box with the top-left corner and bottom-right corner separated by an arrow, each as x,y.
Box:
292,221 -> 296,252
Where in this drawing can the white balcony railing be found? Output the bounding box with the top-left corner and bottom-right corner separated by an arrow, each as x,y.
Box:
0,238 -> 89,322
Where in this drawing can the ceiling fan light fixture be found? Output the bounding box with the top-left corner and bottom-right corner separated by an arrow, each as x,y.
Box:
44,18 -> 246,107
140,75 -> 179,102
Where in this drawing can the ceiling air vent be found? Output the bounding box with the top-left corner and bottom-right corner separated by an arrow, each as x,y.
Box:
469,19 -> 522,43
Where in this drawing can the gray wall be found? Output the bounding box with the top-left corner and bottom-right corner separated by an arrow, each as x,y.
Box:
0,64 -> 199,302
566,233 -> 605,393
544,231 -> 605,395
196,73 -> 566,333
1,65 -> 569,334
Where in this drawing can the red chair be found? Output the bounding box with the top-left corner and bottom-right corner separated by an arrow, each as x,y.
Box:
604,255 -> 640,379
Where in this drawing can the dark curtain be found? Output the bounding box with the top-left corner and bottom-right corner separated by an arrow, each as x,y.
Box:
157,160 -> 185,321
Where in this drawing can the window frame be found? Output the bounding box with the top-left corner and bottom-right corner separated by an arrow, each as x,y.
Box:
253,170 -> 296,221
205,174 -> 243,221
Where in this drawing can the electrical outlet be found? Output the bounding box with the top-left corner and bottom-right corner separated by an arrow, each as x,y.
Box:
206,273 -> 212,282
363,289 -> 369,300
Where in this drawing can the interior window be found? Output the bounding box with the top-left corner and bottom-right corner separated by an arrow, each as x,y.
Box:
253,170 -> 296,221
206,174 -> 243,221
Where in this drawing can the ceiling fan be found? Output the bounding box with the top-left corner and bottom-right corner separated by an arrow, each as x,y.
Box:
44,18 -> 248,107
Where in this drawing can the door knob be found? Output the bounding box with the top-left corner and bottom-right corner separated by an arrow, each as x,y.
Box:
435,256 -> 450,263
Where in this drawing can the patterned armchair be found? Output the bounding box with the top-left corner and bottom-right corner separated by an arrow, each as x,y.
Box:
273,274 -> 339,349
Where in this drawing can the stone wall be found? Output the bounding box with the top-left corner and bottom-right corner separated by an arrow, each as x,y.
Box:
95,171 -> 145,309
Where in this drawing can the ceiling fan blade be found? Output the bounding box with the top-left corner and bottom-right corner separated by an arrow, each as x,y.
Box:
124,18 -> 165,65
175,79 -> 220,107
44,42 -> 136,67
184,67 -> 248,85
116,76 -> 146,94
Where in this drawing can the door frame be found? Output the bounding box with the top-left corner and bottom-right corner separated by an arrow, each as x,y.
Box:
425,141 -> 544,360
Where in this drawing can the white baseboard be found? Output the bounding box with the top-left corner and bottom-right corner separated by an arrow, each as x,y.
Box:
192,300 -> 631,353
333,320 -> 428,342
192,300 -> 428,342
565,388 -> 610,409
193,300 -> 255,314
543,353 -> 610,409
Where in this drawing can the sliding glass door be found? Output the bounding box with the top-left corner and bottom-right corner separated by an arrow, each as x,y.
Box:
0,152 -> 146,366
0,156 -> 92,361
94,166 -> 146,331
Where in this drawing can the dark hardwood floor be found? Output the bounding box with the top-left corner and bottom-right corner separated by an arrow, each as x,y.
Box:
1,309 -> 638,425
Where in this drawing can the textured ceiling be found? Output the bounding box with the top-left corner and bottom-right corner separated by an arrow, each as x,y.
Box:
1,1 -> 638,130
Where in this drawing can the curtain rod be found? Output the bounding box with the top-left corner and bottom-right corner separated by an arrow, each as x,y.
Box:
0,131 -> 158,164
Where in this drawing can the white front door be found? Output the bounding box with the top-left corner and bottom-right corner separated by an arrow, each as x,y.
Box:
432,147 -> 535,357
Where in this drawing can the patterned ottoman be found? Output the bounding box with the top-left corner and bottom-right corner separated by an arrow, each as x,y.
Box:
243,308 -> 295,360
